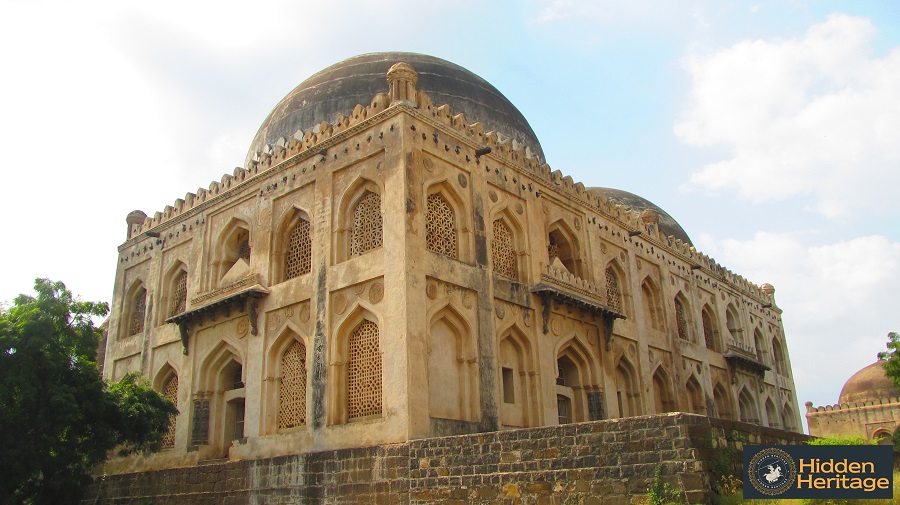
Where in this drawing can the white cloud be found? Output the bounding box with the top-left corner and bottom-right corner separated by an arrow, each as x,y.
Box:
705,232 -> 900,410
530,0 -> 698,28
676,14 -> 900,218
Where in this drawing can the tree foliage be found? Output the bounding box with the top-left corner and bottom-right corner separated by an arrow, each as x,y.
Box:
877,331 -> 900,391
0,279 -> 177,505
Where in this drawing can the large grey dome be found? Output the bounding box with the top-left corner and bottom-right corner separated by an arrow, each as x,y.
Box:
246,52 -> 544,167
589,187 -> 693,246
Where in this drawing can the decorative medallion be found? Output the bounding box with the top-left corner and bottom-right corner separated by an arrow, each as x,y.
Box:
236,317 -> 249,338
649,349 -> 656,363
369,282 -> 384,303
458,173 -> 468,188
489,190 -> 498,203
334,293 -> 348,315
574,218 -> 581,230
636,258 -> 643,270
600,243 -> 608,254
523,311 -> 532,327
671,276 -> 676,286
424,158 -> 434,172
628,343 -> 636,357
542,202 -> 549,215
268,314 -> 281,331
299,303 -> 310,323
515,202 -> 524,215
286,306 -> 295,318
721,292 -> 726,300
495,303 -> 505,320
684,281 -> 690,291
620,251 -> 626,262
551,316 -> 563,336
354,283 -> 365,295
426,281 -> 438,300
462,291 -> 473,309
587,327 -> 598,343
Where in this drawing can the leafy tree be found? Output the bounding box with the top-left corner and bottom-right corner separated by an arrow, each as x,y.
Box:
878,331 -> 900,390
0,279 -> 177,505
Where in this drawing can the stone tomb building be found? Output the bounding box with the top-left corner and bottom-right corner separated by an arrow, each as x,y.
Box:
103,52 -> 801,470
806,361 -> 900,442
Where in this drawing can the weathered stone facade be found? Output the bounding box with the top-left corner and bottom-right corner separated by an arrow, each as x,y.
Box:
88,414 -> 808,504
102,53 -> 801,476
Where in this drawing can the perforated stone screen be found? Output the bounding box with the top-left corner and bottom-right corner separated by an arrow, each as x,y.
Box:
605,268 -> 621,312
425,194 -> 457,258
491,220 -> 517,279
703,311 -> 716,351
161,375 -> 178,449
278,340 -> 307,429
172,271 -> 187,316
675,299 -> 689,340
347,320 -> 382,419
350,191 -> 382,257
130,289 -> 146,335
284,219 -> 311,280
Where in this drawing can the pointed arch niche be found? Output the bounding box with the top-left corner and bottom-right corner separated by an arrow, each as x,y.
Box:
555,337 -> 602,424
194,343 -> 245,457
424,180 -> 471,262
615,357 -> 642,418
604,261 -> 629,316
272,207 -> 312,284
640,277 -> 665,333
738,387 -> 759,424
701,304 -> 721,353
497,325 -> 539,428
713,382 -> 734,420
547,219 -> 584,278
212,218 -> 252,287
159,261 -> 188,325
335,178 -> 383,262
264,325 -> 309,433
490,209 -> 526,281
684,375 -> 705,415
121,279 -> 147,340
652,365 -> 677,413
329,307 -> 383,424
673,292 -> 694,343
427,306 -> 478,422
154,363 -> 179,449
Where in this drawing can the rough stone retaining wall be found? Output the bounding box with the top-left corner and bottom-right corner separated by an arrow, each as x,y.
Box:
86,413 -> 809,504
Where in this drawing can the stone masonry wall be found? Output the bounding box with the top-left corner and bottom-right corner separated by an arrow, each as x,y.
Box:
86,413 -> 808,505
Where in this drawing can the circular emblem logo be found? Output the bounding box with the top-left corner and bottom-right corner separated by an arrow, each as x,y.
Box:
748,448 -> 796,496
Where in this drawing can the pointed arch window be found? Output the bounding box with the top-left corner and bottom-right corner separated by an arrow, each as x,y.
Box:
675,297 -> 689,340
161,374 -> 178,449
491,219 -> 517,279
129,286 -> 147,336
350,191 -> 383,257
285,218 -> 312,280
605,267 -> 622,312
278,340 -> 307,429
426,193 -> 458,259
171,270 -> 187,316
347,320 -> 382,419
702,306 -> 719,352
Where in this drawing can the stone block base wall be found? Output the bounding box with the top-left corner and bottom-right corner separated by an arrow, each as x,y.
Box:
86,413 -> 809,504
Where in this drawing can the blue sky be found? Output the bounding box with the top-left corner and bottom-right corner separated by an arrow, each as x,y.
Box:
1,0 -> 898,433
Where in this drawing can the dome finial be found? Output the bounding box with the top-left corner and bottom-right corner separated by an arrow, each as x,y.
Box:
387,62 -> 418,106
